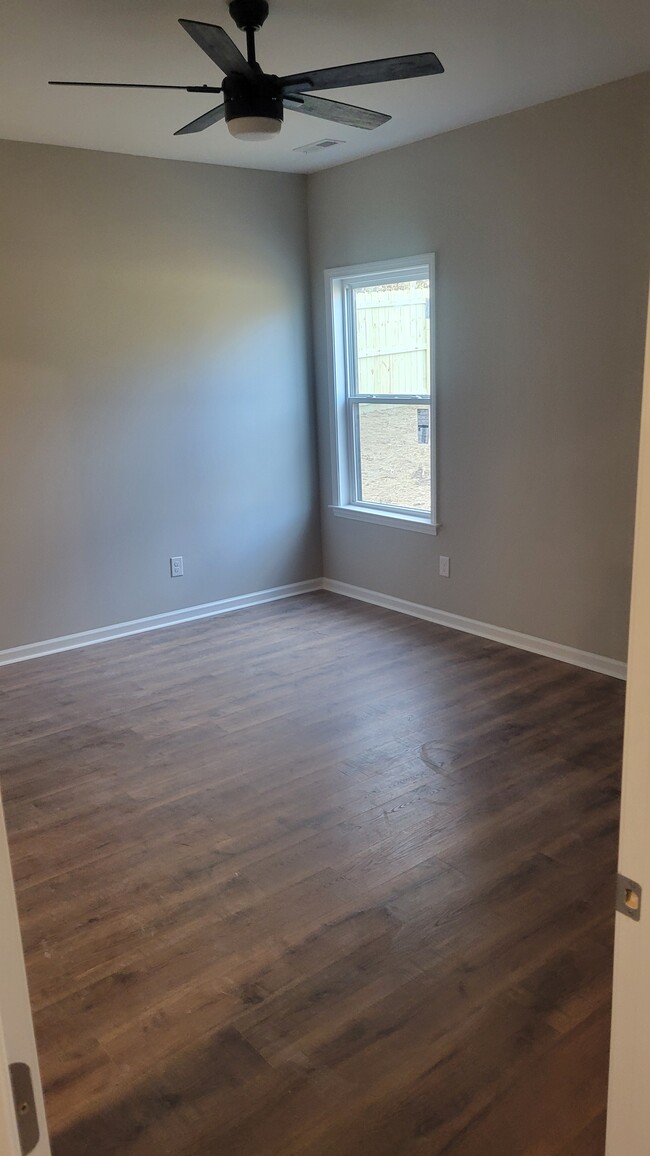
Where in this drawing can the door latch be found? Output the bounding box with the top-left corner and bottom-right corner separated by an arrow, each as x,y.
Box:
8,1063 -> 39,1155
616,873 -> 642,922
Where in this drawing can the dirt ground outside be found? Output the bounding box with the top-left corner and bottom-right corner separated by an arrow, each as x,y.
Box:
358,404 -> 431,513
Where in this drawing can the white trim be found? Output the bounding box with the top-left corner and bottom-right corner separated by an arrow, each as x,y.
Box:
322,578 -> 627,680
0,580 -> 321,668
323,255 -> 436,283
330,505 -> 440,535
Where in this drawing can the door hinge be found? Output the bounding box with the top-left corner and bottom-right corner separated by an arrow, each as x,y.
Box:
616,873 -> 642,922
8,1063 -> 39,1155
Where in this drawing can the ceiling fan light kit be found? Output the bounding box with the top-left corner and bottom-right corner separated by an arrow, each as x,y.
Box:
49,0 -> 444,145
228,115 -> 281,140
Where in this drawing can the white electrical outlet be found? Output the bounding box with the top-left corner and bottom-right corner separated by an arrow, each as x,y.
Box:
439,555 -> 450,578
170,556 -> 184,578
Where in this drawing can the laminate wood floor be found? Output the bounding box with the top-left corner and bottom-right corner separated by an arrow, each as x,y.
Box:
0,592 -> 624,1154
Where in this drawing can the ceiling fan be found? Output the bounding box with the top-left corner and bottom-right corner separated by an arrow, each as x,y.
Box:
49,0 -> 444,142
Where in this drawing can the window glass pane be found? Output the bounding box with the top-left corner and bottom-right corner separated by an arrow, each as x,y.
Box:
353,279 -> 430,396
357,403 -> 431,513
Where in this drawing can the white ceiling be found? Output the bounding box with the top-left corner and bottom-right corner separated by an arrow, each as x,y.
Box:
1,0 -> 649,174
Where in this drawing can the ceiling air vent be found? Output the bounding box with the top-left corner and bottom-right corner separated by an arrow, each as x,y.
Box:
293,139 -> 344,154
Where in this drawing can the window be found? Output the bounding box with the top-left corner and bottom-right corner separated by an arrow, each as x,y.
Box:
325,255 -> 437,533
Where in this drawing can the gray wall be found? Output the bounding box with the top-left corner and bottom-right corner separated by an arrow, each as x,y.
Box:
1,75 -> 648,660
308,73 -> 650,661
0,141 -> 320,649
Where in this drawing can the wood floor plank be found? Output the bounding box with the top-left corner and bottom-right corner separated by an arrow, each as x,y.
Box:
0,591 -> 623,1153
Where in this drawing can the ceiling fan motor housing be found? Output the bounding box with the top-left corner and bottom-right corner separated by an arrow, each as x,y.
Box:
222,73 -> 283,128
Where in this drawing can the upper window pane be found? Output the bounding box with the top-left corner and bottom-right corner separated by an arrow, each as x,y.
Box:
352,279 -> 430,396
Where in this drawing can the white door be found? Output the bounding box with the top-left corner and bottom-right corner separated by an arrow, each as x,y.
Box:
0,787 -> 50,1156
607,287 -> 650,1155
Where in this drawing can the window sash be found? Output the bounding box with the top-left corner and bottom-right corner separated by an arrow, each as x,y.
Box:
348,398 -> 432,516
343,282 -> 431,402
347,394 -> 430,403
325,253 -> 437,529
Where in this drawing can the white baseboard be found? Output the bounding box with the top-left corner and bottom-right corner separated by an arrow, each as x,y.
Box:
0,579 -> 322,668
0,575 -> 627,681
322,578 -> 627,680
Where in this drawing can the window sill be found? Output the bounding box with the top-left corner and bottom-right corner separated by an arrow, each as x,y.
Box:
330,505 -> 440,535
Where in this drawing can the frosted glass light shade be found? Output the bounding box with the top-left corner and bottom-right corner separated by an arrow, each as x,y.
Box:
227,116 -> 282,141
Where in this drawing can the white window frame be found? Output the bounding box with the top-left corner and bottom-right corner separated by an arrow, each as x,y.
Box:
325,254 -> 438,534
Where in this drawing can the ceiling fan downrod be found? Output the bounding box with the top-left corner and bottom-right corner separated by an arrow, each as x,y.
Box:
229,0 -> 269,65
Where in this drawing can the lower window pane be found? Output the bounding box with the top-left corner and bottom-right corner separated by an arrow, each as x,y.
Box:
357,403 -> 431,513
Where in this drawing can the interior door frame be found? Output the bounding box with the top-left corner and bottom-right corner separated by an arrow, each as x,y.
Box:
606,283 -> 650,1152
0,786 -> 51,1155
0,1034 -> 23,1156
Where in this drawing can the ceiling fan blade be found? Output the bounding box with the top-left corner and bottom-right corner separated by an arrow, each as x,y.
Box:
178,20 -> 254,79
281,52 -> 444,95
284,93 -> 390,130
49,81 -> 222,92
174,103 -> 227,136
